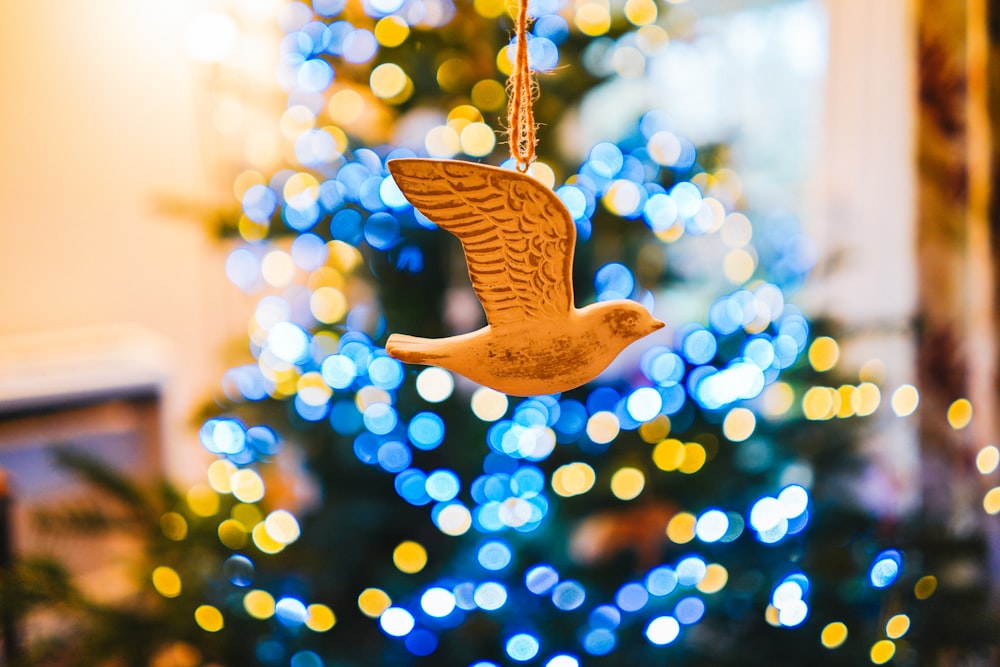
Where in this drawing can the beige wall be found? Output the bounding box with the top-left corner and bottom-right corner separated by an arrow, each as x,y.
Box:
0,1 -> 251,481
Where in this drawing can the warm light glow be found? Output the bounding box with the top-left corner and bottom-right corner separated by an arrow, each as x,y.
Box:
666,512 -> 696,544
152,566 -> 182,598
722,408 -> 755,441
264,510 -> 301,545
914,575 -> 937,599
983,487 -> 1000,514
393,541 -> 428,574
885,614 -> 910,639
358,587 -> 392,617
194,605 -> 224,632
416,367 -> 455,402
252,522 -> 285,554
762,381 -> 794,417
610,467 -> 645,500
160,512 -> 188,541
575,3 -> 611,36
976,445 -> 999,474
587,411 -> 620,444
853,382 -> 881,416
552,462 -> 596,497
638,415 -> 670,443
471,79 -> 506,111
723,249 -> 755,284
244,589 -> 276,619
947,398 -> 972,430
329,89 -> 365,125
231,469 -> 265,503
802,386 -> 836,420
820,621 -> 848,649
696,564 -> 728,594
808,337 -> 839,372
370,63 -> 409,99
187,485 -> 219,517
207,459 -> 236,493
624,0 -> 657,25
375,15 -> 409,47
870,640 -> 896,664
218,519 -> 249,549
471,387 -> 509,421
460,122 -> 497,156
652,438 -> 685,471
306,604 -> 337,632
891,384 -> 919,416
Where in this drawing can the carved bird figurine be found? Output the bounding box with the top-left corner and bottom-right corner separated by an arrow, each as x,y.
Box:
385,158 -> 664,397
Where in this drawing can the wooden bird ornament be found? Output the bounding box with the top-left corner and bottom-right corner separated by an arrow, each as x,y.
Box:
385,158 -> 664,397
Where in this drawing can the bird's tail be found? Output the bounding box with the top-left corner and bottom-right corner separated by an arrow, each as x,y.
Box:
385,333 -> 446,365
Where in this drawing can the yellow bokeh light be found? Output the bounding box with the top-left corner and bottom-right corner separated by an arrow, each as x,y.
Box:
471,387 -> 509,421
327,240 -> 362,272
636,24 -> 670,54
358,588 -> 392,618
821,621 -> 848,649
624,0 -> 657,25
947,398 -> 973,430
438,58 -> 472,93
652,438 -> 685,471
679,443 -> 707,474
976,445 -> 999,475
526,162 -> 557,190
425,125 -> 461,158
370,63 -> 409,99
802,386 -> 836,421
696,564 -> 728,594
284,172 -> 320,209
262,250 -> 296,288
279,105 -> 315,139
891,384 -> 920,417
886,614 -> 910,639
474,0 -> 508,18
329,89 -> 365,125
460,122 -> 497,157
870,639 -> 896,664
638,415 -> 670,443
914,575 -> 937,599
265,510 -> 301,545
393,540 -> 428,574
471,79 -> 506,111
496,45 -> 514,76
194,605 -> 224,633
836,385 -> 856,419
762,382 -> 794,418
415,367 -> 454,403
723,249 -> 756,284
764,604 -> 780,627
152,566 -> 182,598
244,589 -> 276,619
436,503 -> 472,536
252,522 -> 285,554
853,382 -> 881,416
310,286 -> 348,324
610,467 -> 645,501
552,462 -> 596,497
374,15 -> 409,47
586,411 -> 620,444
306,603 -> 336,632
447,103 -> 483,131
160,512 -> 188,541
808,336 -> 839,372
722,408 -> 755,442
233,169 -> 265,201
666,512 -> 696,544
207,459 -> 236,494
983,487 -> 1000,514
239,215 -> 269,242
232,502 -> 263,530
297,372 -> 332,407
231,469 -> 265,503
218,519 -> 249,550
187,485 -> 219,518
575,3 -> 611,36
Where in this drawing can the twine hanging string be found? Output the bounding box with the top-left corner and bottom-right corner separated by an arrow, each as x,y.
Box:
507,0 -> 537,172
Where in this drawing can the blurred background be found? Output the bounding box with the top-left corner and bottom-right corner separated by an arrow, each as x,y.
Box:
0,0 -> 996,665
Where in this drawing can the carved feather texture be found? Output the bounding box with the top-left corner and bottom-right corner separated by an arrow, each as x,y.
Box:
388,159 -> 576,328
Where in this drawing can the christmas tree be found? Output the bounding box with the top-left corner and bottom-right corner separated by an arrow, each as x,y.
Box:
7,1 -> 998,666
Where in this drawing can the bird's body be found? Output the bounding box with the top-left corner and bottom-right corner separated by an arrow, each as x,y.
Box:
385,158 -> 664,397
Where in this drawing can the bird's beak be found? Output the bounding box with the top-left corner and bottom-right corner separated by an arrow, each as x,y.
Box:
649,319 -> 665,334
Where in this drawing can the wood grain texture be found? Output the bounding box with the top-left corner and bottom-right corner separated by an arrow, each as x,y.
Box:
385,158 -> 664,396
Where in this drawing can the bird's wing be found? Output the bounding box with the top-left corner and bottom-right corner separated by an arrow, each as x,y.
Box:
388,158 -> 576,327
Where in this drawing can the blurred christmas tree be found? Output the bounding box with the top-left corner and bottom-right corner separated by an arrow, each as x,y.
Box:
7,1 -> 998,666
